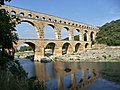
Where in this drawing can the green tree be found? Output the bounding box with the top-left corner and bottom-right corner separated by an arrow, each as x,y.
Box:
96,19 -> 120,46
0,10 -> 18,56
19,46 -> 33,52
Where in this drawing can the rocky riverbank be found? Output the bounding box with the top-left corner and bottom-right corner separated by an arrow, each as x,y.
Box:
54,47 -> 120,62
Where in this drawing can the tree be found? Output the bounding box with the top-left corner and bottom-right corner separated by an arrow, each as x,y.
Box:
19,46 -> 33,52
0,0 -> 19,68
96,19 -> 120,46
0,9 -> 18,56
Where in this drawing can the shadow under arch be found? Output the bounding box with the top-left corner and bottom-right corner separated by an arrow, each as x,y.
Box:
62,42 -> 72,55
85,43 -> 89,48
90,31 -> 94,41
44,42 -> 56,56
75,43 -> 81,52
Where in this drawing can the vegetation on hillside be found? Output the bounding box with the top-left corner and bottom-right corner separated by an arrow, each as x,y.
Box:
19,46 -> 33,52
96,19 -> 120,46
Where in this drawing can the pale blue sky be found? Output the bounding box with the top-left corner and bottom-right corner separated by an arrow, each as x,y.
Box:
5,0 -> 120,39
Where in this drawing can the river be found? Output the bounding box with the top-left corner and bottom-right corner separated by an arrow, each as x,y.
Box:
17,58 -> 120,90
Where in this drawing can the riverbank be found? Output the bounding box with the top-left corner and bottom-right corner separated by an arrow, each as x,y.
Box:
53,47 -> 120,62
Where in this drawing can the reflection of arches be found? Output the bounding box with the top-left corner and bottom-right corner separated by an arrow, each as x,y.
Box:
75,43 -> 81,52
62,42 -> 72,55
90,32 -> 94,41
61,27 -> 69,40
44,24 -> 55,39
84,31 -> 88,41
16,20 -> 37,39
85,43 -> 89,48
74,29 -> 80,41
44,42 -> 56,56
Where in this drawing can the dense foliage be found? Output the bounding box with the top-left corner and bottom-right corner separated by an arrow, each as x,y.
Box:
96,19 -> 120,46
19,46 -> 33,52
0,1 -> 45,90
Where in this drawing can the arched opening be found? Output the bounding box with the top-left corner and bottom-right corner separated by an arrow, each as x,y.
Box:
11,10 -> 16,16
90,32 -> 94,41
15,21 -> 37,39
62,43 -> 70,55
74,29 -> 80,41
75,43 -> 81,52
35,16 -> 39,19
19,12 -> 24,17
84,31 -> 88,41
61,27 -> 69,40
85,43 -> 89,48
44,42 -> 56,56
15,42 -> 35,60
28,14 -> 32,18
44,24 -> 55,40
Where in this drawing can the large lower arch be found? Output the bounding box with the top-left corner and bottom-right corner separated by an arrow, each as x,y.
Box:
62,42 -> 73,55
75,43 -> 81,52
44,42 -> 56,56
14,41 -> 35,59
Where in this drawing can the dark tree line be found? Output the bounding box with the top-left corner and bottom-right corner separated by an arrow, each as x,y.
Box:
96,19 -> 120,46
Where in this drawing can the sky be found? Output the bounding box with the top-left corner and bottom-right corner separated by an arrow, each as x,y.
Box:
5,0 -> 120,39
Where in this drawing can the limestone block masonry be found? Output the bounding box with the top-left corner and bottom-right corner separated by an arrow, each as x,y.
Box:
0,5 -> 99,61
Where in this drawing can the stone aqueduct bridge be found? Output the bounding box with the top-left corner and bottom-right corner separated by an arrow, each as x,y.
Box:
1,5 -> 99,60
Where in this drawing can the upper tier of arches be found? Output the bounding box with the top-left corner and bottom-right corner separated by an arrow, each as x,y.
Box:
1,5 -> 99,30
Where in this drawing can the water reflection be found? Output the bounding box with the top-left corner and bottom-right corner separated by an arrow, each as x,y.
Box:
19,59 -> 120,90
35,62 -> 99,90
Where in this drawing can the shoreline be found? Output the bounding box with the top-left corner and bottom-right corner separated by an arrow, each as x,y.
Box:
51,47 -> 120,62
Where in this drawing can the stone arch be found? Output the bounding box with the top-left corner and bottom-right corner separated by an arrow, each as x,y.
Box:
74,29 -> 80,41
84,30 -> 88,41
35,16 -> 39,19
44,24 -> 55,39
16,20 -> 38,39
44,42 -> 56,56
15,41 -> 36,51
75,43 -> 81,52
10,10 -> 16,16
90,31 -> 94,41
14,41 -> 36,59
62,42 -> 73,55
19,12 -> 24,17
61,27 -> 70,40
85,43 -> 89,48
28,14 -> 32,18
